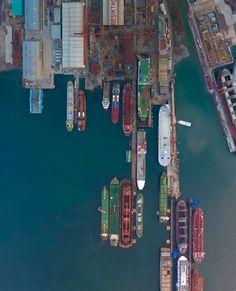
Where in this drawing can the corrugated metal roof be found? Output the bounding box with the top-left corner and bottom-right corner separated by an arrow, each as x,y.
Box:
62,3 -> 84,68
24,0 -> 40,30
51,24 -> 61,40
23,40 -> 42,81
12,0 -> 23,16
103,0 -> 124,25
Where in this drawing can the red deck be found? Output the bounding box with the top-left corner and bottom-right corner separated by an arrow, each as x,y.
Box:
76,90 -> 86,131
119,180 -> 133,248
122,83 -> 133,136
192,269 -> 204,291
192,208 -> 205,264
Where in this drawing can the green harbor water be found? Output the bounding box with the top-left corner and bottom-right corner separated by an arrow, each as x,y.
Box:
1,5 -> 236,291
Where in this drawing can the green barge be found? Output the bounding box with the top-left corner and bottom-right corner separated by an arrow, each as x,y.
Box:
109,177 -> 120,247
100,185 -> 109,240
159,172 -> 169,223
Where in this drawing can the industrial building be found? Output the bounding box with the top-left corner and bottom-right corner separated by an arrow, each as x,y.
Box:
62,2 -> 85,68
22,40 -> 43,82
24,0 -> 42,31
11,0 -> 23,16
103,0 -> 124,25
5,26 -> 13,64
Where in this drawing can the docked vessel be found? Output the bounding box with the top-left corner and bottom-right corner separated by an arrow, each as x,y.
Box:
111,83 -> 120,124
176,200 -> 188,254
192,208 -> 205,264
122,83 -> 133,136
100,186 -> 109,240
119,180 -> 133,248
159,172 -> 169,223
137,58 -> 150,121
158,105 -> 170,167
192,269 -> 204,291
102,82 -> 110,111
217,68 -> 236,141
29,88 -> 43,114
109,177 -> 120,247
137,130 -> 147,190
177,256 -> 189,291
177,120 -> 191,127
66,81 -> 74,132
76,90 -> 86,131
136,193 -> 143,238
160,248 -> 172,291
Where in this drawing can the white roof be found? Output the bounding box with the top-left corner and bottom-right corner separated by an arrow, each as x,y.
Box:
62,2 -> 84,68
103,0 -> 124,25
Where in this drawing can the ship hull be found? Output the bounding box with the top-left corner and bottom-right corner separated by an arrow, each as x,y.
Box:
192,208 -> 205,264
100,186 -> 109,240
76,90 -> 86,131
191,269 -> 204,291
159,172 -> 169,223
158,105 -> 170,167
176,200 -> 188,254
177,256 -> 189,291
111,83 -> 120,124
136,193 -> 143,238
119,180 -> 133,248
109,177 -> 120,247
102,82 -> 110,111
137,130 -> 147,190
160,248 -> 172,291
66,81 -> 74,132
122,83 -> 133,136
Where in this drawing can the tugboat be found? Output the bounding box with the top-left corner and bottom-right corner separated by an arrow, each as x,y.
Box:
111,83 -> 120,124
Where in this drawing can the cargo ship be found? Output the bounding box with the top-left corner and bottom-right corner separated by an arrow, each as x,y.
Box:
192,269 -> 204,291
102,82 -> 110,111
159,172 -> 169,223
109,177 -> 120,247
137,130 -> 147,190
137,58 -> 150,121
160,248 -> 172,291
177,256 -> 189,291
119,180 -> 133,248
29,88 -> 43,114
111,83 -> 120,124
122,83 -> 133,136
176,200 -> 188,254
192,208 -> 205,264
76,90 -> 86,131
217,68 -> 236,141
158,105 -> 170,167
100,186 -> 109,240
66,81 -> 74,132
136,193 -> 143,238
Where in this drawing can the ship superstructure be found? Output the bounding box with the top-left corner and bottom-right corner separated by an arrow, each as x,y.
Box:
102,82 -> 110,111
122,82 -> 133,136
137,130 -> 147,190
136,193 -> 143,238
109,177 -> 120,247
192,208 -> 205,264
66,81 -> 74,132
160,248 -> 172,291
158,104 -> 170,167
176,200 -> 188,254
159,172 -> 169,223
119,180 -> 133,248
177,256 -> 189,291
100,186 -> 109,240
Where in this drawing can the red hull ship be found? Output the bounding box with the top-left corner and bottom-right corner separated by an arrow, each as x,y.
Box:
111,83 -> 120,124
119,180 -> 133,248
122,83 -> 133,136
76,90 -> 86,131
192,208 -> 205,264
191,269 -> 204,291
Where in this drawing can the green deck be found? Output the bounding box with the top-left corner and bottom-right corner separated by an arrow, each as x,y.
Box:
101,186 -> 109,236
138,58 -> 150,85
137,85 -> 149,121
109,177 -> 120,235
159,172 -> 168,223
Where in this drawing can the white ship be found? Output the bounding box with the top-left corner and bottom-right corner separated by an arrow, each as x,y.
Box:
102,82 -> 110,110
137,130 -> 146,190
177,256 -> 189,291
177,120 -> 191,127
158,105 -> 170,167
66,81 -> 74,132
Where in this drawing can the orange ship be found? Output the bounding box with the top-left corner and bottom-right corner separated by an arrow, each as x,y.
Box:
119,180 -> 133,248
191,269 -> 204,291
122,83 -> 133,136
76,90 -> 86,131
192,208 -> 205,264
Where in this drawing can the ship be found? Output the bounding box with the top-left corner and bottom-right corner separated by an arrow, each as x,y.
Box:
29,88 -> 43,114
137,130 -> 147,190
160,248 -> 172,291
66,81 -> 74,132
217,68 -> 236,141
122,83 -> 133,136
119,180 -> 133,248
76,90 -> 86,131
177,256 -> 189,291
102,82 -> 110,111
158,105 -> 170,167
137,58 -> 150,121
136,193 -> 143,238
159,172 -> 169,223
111,83 -> 120,124
176,200 -> 188,254
191,269 -> 204,291
100,186 -> 109,240
109,177 -> 120,247
177,120 -> 191,127
192,208 -> 205,264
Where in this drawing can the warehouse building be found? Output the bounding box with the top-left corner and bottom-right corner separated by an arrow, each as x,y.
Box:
103,0 -> 124,25
25,0 -> 42,30
62,2 -> 85,68
11,0 -> 24,16
22,40 -> 43,81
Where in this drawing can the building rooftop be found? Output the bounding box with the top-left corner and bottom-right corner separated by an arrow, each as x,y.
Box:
25,0 -> 41,31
